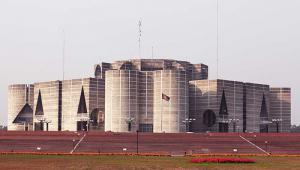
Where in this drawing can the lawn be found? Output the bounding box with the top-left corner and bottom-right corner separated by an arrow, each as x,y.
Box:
0,154 -> 299,170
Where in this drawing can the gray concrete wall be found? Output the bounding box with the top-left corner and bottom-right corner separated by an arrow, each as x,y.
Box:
62,78 -> 104,131
105,70 -> 139,132
138,71 -> 154,126
269,87 -> 291,132
189,80 -> 218,132
153,70 -> 189,133
244,83 -> 270,132
189,79 -> 270,133
88,78 -> 105,131
33,81 -> 60,131
217,80 -> 244,132
8,84 -> 34,131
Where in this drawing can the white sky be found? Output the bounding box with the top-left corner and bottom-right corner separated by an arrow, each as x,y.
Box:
0,0 -> 299,125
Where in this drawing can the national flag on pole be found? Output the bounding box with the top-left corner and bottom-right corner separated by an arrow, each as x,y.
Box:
162,93 -> 170,101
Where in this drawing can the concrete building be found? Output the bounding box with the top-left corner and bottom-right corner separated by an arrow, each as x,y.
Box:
152,70 -> 189,133
105,70 -> 140,132
62,78 -> 105,131
31,78 -> 104,131
7,59 -> 291,133
8,84 -> 34,131
269,88 -> 291,132
102,59 -> 205,133
33,81 -> 61,131
189,80 -> 271,133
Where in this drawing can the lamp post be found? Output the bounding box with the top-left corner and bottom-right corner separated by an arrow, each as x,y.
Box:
136,130 -> 139,154
37,117 -> 51,131
126,117 -> 135,132
265,141 -> 268,152
229,118 -> 239,132
39,119 -> 44,131
45,120 -> 51,131
88,119 -> 94,131
182,118 -> 196,132
79,116 -> 89,131
72,139 -> 76,148
272,118 -> 282,133
86,122 -> 88,132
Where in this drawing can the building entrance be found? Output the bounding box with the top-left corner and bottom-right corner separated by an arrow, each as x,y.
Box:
219,123 -> 229,132
260,124 -> 269,133
77,121 -> 87,131
34,122 -> 44,131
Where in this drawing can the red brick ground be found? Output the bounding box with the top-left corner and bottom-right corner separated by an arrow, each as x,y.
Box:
1,131 -> 300,155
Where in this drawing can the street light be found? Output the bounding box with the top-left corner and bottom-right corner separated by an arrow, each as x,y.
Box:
182,118 -> 196,132
78,117 -> 89,131
36,117 -> 51,131
126,117 -> 135,132
272,118 -> 282,133
136,130 -> 139,154
38,118 -> 45,131
265,141 -> 268,152
45,120 -> 52,131
72,139 -> 76,148
228,118 -> 239,132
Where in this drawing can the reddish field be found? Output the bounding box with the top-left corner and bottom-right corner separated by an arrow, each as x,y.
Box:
0,131 -> 300,155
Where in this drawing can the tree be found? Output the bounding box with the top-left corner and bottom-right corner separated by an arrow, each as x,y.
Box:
0,125 -> 7,131
291,124 -> 300,133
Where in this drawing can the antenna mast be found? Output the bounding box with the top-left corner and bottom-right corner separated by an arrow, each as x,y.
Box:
152,46 -> 154,59
217,0 -> 219,79
216,0 -> 222,80
62,30 -> 66,80
138,19 -> 142,58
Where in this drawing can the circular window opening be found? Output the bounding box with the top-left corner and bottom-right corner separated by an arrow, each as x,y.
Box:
203,110 -> 216,127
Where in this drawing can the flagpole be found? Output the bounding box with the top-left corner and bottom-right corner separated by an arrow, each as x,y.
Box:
160,72 -> 163,132
161,97 -> 163,132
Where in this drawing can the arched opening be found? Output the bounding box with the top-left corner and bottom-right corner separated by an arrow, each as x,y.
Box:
120,62 -> 133,70
203,110 -> 216,128
95,65 -> 101,78
89,108 -> 104,131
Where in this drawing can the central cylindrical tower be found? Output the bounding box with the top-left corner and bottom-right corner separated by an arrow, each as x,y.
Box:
153,70 -> 189,133
105,70 -> 139,132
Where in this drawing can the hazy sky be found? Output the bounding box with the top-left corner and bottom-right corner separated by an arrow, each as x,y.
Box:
0,0 -> 299,125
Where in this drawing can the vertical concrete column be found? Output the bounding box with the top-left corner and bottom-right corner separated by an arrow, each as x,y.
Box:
153,70 -> 188,133
105,70 -> 139,132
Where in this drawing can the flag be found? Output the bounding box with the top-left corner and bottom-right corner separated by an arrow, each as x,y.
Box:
162,93 -> 170,101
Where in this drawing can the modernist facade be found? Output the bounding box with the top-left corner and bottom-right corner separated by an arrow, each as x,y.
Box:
8,59 -> 291,133
189,80 -> 271,133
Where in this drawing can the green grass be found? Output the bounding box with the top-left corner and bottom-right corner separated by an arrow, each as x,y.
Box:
0,154 -> 300,170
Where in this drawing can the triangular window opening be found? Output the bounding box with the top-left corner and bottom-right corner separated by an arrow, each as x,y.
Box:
35,90 -> 44,115
219,90 -> 228,115
77,87 -> 88,114
13,103 -> 33,123
260,94 -> 268,118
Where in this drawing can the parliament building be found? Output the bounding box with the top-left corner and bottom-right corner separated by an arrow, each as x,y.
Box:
8,59 -> 291,133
